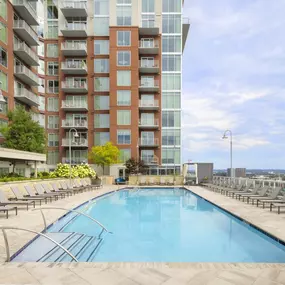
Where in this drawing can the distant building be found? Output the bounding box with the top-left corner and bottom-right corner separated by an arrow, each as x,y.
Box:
227,168 -> 246,178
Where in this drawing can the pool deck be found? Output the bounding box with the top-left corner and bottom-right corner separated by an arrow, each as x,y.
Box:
0,185 -> 284,285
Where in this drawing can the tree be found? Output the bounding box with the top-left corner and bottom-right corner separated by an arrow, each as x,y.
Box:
89,142 -> 120,174
125,158 -> 149,177
0,107 -> 46,154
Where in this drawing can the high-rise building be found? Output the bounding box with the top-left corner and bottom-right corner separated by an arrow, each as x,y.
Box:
0,0 -> 189,177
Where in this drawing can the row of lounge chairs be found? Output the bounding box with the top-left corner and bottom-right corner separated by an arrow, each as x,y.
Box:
139,176 -> 176,186
205,180 -> 285,214
0,179 -> 100,219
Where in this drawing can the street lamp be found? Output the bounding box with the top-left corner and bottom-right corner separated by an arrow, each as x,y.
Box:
0,82 -> 7,112
69,128 -> 79,184
222,130 -> 233,178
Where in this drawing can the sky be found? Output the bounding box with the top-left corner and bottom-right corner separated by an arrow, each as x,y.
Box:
181,0 -> 285,169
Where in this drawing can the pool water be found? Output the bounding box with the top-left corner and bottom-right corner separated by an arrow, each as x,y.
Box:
13,188 -> 285,262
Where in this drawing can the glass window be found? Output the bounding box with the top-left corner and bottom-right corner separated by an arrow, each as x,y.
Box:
117,90 -> 131,106
94,40 -> 109,55
46,21 -> 58,39
94,114 -> 110,128
162,74 -> 181,90
0,0 -> 7,20
0,70 -> 7,91
47,150 -> 59,165
162,15 -> 181,34
141,14 -> 155,28
0,22 -> 7,44
117,110 -> 131,125
117,51 -> 131,66
38,59 -> 45,75
38,42 -> 45,57
0,119 -> 7,137
47,0 -> 58,19
95,0 -> 109,15
142,0 -> 155,12
47,62 -> 59,75
94,132 -> 110,145
117,130 -> 131,144
119,149 -> 131,162
162,111 -> 181,127
162,92 -> 181,109
94,96 -> 109,110
94,17 -> 109,36
47,97 -> 59,111
162,0 -> 182,13
46,44 -> 58,57
39,96 -> 45,111
162,36 -> 181,53
162,55 -> 181,72
48,133 -> 59,147
0,47 -> 7,67
48,116 -> 59,129
117,6 -> 132,26
117,0 -> 131,4
162,129 -> 180,146
94,77 -> 109,91
117,71 -> 131,86
117,31 -> 131,46
0,97 -> 8,115
162,148 -> 180,164
94,59 -> 109,73
47,80 -> 59,93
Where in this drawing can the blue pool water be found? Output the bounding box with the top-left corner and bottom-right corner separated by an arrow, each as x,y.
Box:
13,188 -> 285,262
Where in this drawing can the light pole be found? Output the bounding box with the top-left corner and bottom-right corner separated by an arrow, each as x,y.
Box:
69,128 -> 79,185
222,130 -> 233,178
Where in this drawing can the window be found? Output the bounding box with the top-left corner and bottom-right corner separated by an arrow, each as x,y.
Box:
38,42 -> 45,57
162,92 -> 181,109
46,21 -> 58,39
162,148 -> 180,164
94,96 -> 109,110
94,77 -> 109,91
117,90 -> 131,106
162,36 -> 181,53
47,0 -> 58,19
141,14 -> 155,28
0,0 -> 7,20
119,149 -> 131,162
47,80 -> 59,93
94,59 -> 109,73
94,132 -> 110,145
162,74 -> 181,90
162,130 -> 180,146
47,151 -> 59,165
94,114 -> 110,128
0,70 -> 7,91
0,168 -> 9,176
38,59 -> 45,75
47,62 -> 59,75
94,40 -> 109,55
0,97 -> 7,115
47,44 -> 58,57
162,111 -> 181,127
117,0 -> 131,4
0,22 -> 7,44
117,110 -> 131,125
117,51 -> 131,66
39,96 -> 45,111
142,0 -> 155,12
94,17 -> 109,36
48,116 -> 59,129
162,0 -> 182,13
0,119 -> 7,137
117,31 -> 131,46
48,133 -> 59,147
0,47 -> 7,68
117,130 -> 131,144
117,71 -> 131,86
117,6 -> 132,26
162,55 -> 181,72
162,15 -> 181,34
95,0 -> 109,15
47,97 -> 59,111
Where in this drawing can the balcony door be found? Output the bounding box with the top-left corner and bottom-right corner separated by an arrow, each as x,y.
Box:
141,38 -> 154,48
141,113 -> 154,124
141,131 -> 154,145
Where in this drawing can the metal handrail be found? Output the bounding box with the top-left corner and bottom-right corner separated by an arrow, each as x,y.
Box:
32,207 -> 112,234
0,226 -> 78,262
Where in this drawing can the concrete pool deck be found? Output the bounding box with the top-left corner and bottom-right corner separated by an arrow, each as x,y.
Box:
0,185 -> 284,285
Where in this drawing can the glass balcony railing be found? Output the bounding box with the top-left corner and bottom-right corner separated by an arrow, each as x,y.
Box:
62,119 -> 88,128
61,42 -> 87,51
61,1 -> 87,9
64,22 -> 87,31
139,100 -> 159,108
139,40 -> 159,49
61,100 -> 88,109
13,20 -> 38,45
139,138 -> 159,146
140,60 -> 159,68
139,119 -> 159,127
62,138 -> 88,147
14,42 -> 38,64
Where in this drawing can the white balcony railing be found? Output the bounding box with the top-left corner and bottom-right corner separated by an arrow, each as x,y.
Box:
139,40 -> 159,49
141,19 -> 158,29
64,22 -> 86,31
61,100 -> 88,109
13,0 -> 38,22
15,88 -> 39,105
14,42 -> 38,63
13,20 -> 38,44
61,42 -> 87,51
139,138 -> 159,146
61,1 -> 87,9
62,119 -> 88,128
61,61 -> 87,70
14,65 -> 38,83
62,157 -> 88,164
139,119 -> 159,127
140,60 -> 159,68
61,81 -> 87,89
139,100 -> 159,108
62,138 -> 88,147
139,80 -> 159,88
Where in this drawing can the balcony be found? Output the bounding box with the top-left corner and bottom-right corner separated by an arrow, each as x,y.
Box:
62,157 -> 88,165
14,65 -> 39,86
61,22 -> 87,37
62,138 -> 88,148
139,100 -> 159,111
141,155 -> 159,165
62,119 -> 88,129
139,60 -> 159,74
139,40 -> 159,55
61,61 -> 87,75
61,1 -> 87,17
14,42 -> 39,66
13,0 -> 39,26
139,20 -> 159,36
14,87 -> 39,107
13,20 -> 39,46
183,18 -> 190,52
61,42 -> 87,56
61,100 -> 88,111
139,138 -> 159,148
139,119 -> 159,129
61,81 -> 88,93
139,80 -> 159,92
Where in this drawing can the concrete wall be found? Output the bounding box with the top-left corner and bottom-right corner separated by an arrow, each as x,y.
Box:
129,175 -> 184,185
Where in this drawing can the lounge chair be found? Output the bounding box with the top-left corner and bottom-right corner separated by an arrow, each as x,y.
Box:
0,189 -> 35,210
139,177 -> 146,186
81,179 -> 96,190
11,186 -> 48,205
34,184 -> 61,200
160,177 -> 166,185
270,195 -> 285,214
236,184 -> 261,201
254,187 -> 283,208
0,206 -> 17,219
168,177 -> 174,186
223,183 -> 244,196
41,183 -> 68,198
50,182 -> 74,196
148,177 -> 155,185
60,181 -> 83,194
246,186 -> 270,204
230,184 -> 253,198
74,180 -> 90,191
24,185 -> 53,203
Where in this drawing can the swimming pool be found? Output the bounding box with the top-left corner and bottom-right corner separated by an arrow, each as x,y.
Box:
13,188 -> 285,262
